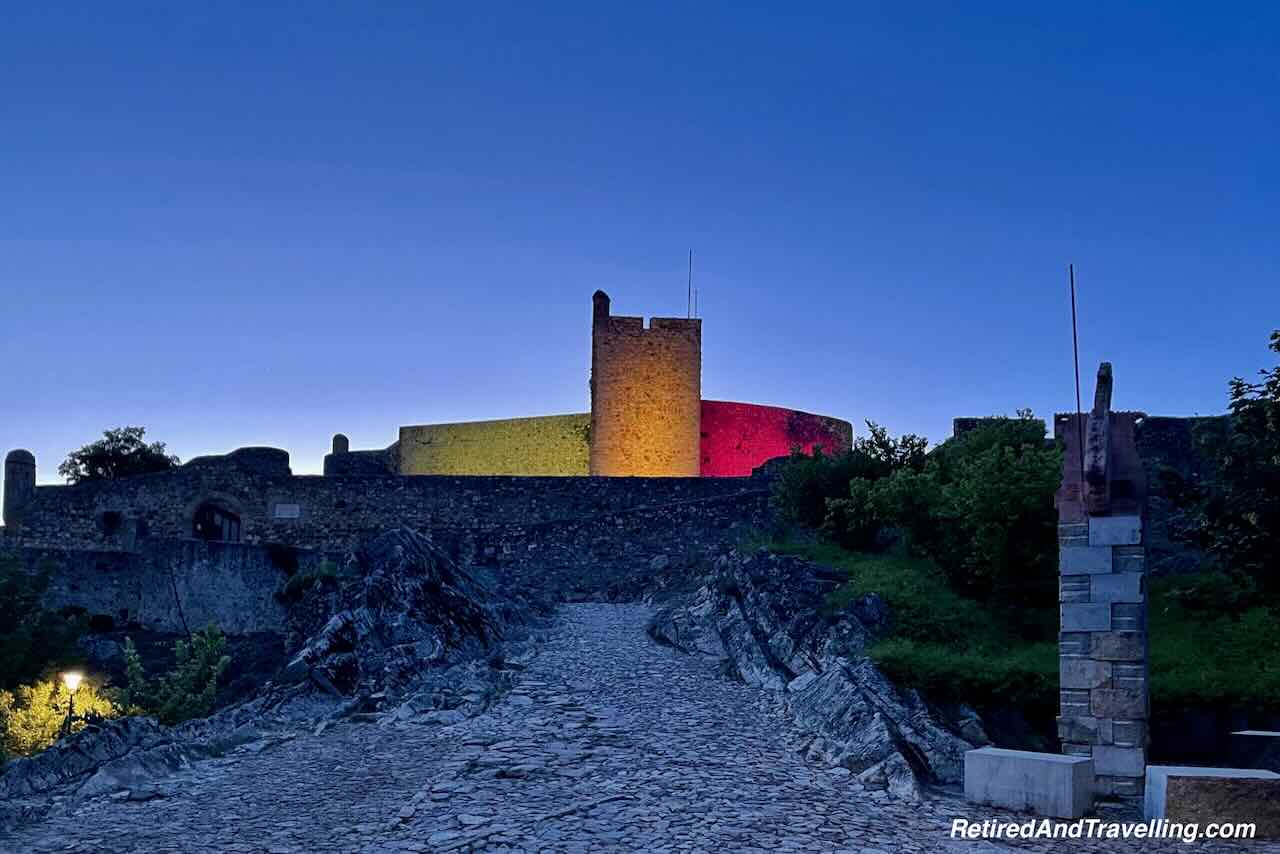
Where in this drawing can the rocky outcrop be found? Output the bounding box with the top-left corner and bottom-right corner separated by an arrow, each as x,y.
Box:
281,529 -> 511,697
0,528 -> 540,829
648,549 -> 987,799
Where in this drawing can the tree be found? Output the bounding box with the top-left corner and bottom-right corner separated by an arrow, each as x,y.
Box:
121,625 -> 230,725
1166,330 -> 1280,593
58,427 -> 179,484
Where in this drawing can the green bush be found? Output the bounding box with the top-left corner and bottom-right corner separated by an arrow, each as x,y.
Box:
772,421 -> 926,532
277,559 -> 342,602
121,624 -> 230,725
0,556 -> 87,690
870,637 -> 1058,710
825,413 -> 1060,610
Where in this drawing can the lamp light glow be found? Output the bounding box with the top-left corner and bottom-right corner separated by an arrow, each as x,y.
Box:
62,671 -> 84,694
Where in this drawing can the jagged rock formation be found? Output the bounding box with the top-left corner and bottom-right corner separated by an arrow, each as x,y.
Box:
0,529 -> 536,829
647,548 -> 987,799
281,529 -> 517,697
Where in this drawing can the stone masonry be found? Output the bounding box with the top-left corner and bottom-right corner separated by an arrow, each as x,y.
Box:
1056,363 -> 1150,800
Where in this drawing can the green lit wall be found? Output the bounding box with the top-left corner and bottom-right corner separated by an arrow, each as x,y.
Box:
397,414 -> 590,476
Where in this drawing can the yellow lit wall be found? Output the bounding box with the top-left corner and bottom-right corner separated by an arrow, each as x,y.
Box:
589,291 -> 702,477
397,414 -> 590,476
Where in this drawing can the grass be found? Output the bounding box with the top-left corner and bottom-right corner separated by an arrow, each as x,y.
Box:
770,540 -> 1280,714
1148,574 -> 1280,709
769,541 -> 1057,709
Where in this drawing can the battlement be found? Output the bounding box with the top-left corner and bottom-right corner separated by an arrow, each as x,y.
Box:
596,314 -> 702,337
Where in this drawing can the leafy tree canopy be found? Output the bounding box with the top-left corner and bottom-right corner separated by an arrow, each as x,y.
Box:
58,426 -> 179,484
1166,330 -> 1280,593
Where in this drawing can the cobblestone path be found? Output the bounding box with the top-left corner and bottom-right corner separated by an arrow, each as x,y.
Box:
5,604 -> 1278,853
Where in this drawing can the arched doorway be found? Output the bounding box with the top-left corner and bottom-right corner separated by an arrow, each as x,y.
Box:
193,501 -> 241,542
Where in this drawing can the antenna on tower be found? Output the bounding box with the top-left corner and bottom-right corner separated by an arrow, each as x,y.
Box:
687,250 -> 693,319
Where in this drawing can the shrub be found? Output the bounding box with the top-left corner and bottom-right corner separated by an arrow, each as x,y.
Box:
869,637 -> 1058,710
121,624 -> 230,725
0,556 -> 87,690
773,421 -> 927,530
0,678 -> 119,759
277,559 -> 342,602
826,413 -> 1060,610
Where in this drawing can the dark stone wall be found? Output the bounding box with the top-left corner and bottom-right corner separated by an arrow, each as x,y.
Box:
5,447 -> 762,556
9,539 -> 307,635
6,487 -> 772,636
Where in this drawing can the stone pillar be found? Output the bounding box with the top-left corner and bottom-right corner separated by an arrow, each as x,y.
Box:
3,449 -> 36,529
332,434 -> 350,455
1056,363 -> 1149,801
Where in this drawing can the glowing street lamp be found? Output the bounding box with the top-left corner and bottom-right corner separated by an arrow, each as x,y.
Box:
60,671 -> 84,738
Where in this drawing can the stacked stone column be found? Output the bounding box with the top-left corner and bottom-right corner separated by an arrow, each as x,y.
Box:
1056,363 -> 1149,801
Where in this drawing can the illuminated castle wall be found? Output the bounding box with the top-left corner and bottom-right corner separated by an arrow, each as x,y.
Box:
398,414 -> 591,477
327,290 -> 852,478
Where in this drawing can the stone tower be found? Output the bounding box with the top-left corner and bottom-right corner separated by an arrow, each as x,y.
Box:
589,290 -> 702,476
3,449 -> 36,529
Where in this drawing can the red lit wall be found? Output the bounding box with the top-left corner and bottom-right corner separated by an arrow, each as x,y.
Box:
699,400 -> 853,477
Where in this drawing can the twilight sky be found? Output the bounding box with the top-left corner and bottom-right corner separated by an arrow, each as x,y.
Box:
2,2 -> 1277,486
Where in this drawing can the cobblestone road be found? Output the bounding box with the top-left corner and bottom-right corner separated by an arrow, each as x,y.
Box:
4,604 -> 1277,853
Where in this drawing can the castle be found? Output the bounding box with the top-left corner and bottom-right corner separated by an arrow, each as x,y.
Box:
325,289 -> 852,479
2,290 -> 851,556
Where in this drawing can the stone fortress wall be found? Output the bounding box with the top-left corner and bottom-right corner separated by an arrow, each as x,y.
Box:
3,447 -> 759,555
1,445 -> 771,636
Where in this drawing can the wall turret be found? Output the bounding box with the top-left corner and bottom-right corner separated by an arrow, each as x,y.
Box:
4,449 -> 36,529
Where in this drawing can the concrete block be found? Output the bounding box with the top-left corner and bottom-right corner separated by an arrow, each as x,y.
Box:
1091,687 -> 1146,719
1059,632 -> 1091,656
964,747 -> 1093,819
1111,603 -> 1146,632
1060,546 -> 1113,575
1091,631 -> 1145,661
1093,745 -> 1145,777
1090,573 -> 1144,603
1231,731 -> 1280,772
1060,659 -> 1111,689
1089,515 -> 1142,546
1113,720 -> 1146,747
1060,689 -> 1090,718
1058,715 -> 1113,745
1145,766 -> 1280,836
1059,576 -> 1091,603
1061,603 -> 1111,632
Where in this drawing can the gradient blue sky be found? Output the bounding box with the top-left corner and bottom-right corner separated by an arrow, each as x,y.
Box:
3,2 -> 1277,485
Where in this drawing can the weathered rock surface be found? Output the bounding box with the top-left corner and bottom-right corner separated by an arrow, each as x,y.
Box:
0,529 -> 536,830
282,528 -> 512,697
649,548 -> 987,796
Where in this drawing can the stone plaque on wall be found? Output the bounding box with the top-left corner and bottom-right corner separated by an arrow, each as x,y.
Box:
272,503 -> 302,520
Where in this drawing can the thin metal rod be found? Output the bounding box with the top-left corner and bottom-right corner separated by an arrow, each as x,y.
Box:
1069,263 -> 1086,487
687,251 -> 693,319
